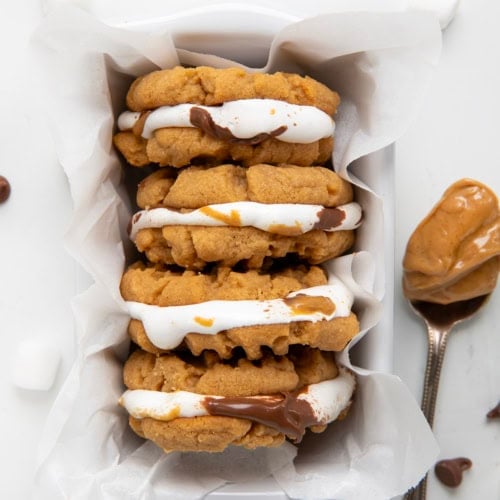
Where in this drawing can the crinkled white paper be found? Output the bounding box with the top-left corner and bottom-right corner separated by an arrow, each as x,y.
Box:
31,4 -> 441,499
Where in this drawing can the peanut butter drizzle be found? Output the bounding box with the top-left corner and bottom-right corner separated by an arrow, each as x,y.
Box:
189,106 -> 287,145
132,111 -> 151,136
199,206 -> 242,226
267,222 -> 303,236
283,294 -> 335,316
194,316 -> 215,328
203,388 -> 319,442
403,179 -> 500,304
119,397 -> 181,421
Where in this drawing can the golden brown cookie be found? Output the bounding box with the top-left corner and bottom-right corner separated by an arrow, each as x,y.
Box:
136,164 -> 353,209
121,262 -> 327,304
120,263 -> 359,359
114,129 -> 333,168
129,415 -> 284,453
123,348 -> 337,395
122,347 -> 347,452
134,225 -> 354,270
125,67 -> 339,114
114,66 -> 339,167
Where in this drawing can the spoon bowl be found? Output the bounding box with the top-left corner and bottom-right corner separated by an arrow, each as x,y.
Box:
409,295 -> 490,331
405,293 -> 490,500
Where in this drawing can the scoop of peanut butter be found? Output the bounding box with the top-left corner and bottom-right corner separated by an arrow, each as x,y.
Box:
403,178 -> 500,304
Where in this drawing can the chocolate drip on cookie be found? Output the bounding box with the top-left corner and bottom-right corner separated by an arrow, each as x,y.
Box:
204,388 -> 318,442
190,106 -> 287,145
313,207 -> 346,230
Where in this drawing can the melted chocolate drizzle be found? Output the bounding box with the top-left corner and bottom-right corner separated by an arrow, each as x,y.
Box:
204,389 -> 319,442
313,207 -> 346,230
189,106 -> 287,145
127,212 -> 143,236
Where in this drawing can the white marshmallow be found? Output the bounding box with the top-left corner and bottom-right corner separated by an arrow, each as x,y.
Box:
11,339 -> 61,391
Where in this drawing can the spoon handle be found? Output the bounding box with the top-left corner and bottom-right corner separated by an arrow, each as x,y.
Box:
405,323 -> 451,500
421,323 -> 450,428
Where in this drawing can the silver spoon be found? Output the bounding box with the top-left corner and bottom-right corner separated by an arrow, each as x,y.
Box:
404,294 -> 490,500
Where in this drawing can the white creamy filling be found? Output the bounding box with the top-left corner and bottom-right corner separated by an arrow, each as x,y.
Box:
119,390 -> 207,421
129,201 -> 362,239
120,367 -> 355,425
117,99 -> 335,144
118,111 -> 141,130
297,369 -> 355,423
125,274 -> 353,350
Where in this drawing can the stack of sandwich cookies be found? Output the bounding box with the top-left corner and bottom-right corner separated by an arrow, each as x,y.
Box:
116,66 -> 361,453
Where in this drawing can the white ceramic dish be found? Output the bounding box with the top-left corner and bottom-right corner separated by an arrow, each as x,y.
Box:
109,7 -> 395,498
36,4 -> 437,498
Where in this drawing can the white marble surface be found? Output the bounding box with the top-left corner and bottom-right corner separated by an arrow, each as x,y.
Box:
0,1 -> 498,499
394,1 -> 500,498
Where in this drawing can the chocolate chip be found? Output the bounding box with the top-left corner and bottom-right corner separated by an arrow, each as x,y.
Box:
487,401 -> 500,419
0,175 -> 11,204
434,457 -> 472,487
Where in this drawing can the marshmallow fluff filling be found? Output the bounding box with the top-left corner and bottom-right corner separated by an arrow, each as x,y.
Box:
125,273 -> 354,350
129,201 -> 363,239
118,99 -> 335,144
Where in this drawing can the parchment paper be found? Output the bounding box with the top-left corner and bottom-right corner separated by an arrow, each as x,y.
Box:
31,5 -> 441,499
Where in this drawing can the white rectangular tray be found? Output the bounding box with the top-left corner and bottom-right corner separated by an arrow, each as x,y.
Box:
108,7 -> 395,497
